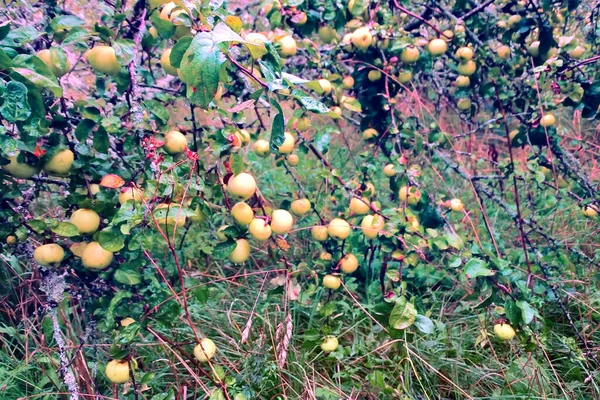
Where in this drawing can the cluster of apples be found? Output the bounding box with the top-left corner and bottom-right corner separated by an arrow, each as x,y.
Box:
2,148 -> 74,179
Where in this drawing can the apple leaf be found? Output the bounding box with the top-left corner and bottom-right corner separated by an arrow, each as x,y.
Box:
213,239 -> 237,259
98,228 -> 125,252
51,222 -> 79,237
389,296 -> 417,330
0,81 -> 30,122
464,258 -> 494,279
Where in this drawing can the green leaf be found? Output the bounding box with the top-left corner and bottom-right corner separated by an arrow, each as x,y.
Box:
0,81 -> 31,122
445,232 -> 464,250
179,32 -> 226,108
230,154 -> 245,175
270,99 -> 285,152
290,89 -> 331,114
170,36 -> 193,68
464,258 -> 494,279
44,48 -> 69,77
51,222 -> 79,237
211,22 -> 267,59
49,15 -> 85,31
516,301 -> 536,325
143,100 -> 170,124
414,314 -> 435,334
98,228 -> 125,252
0,26 -> 40,48
74,119 -> 96,141
0,48 -> 13,70
213,239 -> 236,259
93,126 -> 109,153
389,296 -> 417,330
0,23 -> 10,41
114,266 -> 142,286
115,322 -> 140,344
150,11 -> 176,39
113,39 -> 135,65
11,67 -> 63,97
102,291 -> 132,331
349,0 -> 370,16
28,219 -> 47,233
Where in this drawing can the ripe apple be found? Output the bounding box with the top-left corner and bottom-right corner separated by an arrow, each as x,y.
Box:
227,172 -> 257,200
331,106 -> 343,117
248,218 -> 272,241
253,139 -> 270,157
368,70 -> 382,82
569,45 -> 585,59
290,199 -> 311,217
287,154 -> 299,166
2,153 -> 39,178
448,198 -> 464,212
216,225 -> 230,242
6,235 -> 17,245
228,238 -> 251,263
86,45 -> 121,75
455,46 -> 474,61
154,203 -> 186,230
455,75 -> 470,88
339,253 -> 358,273
163,131 -> 187,154
400,46 -> 419,64
160,3 -> 191,38
278,132 -> 295,154
34,243 -> 65,265
320,336 -> 339,352
507,14 -> 522,28
351,27 -> 372,50
318,26 -> 337,44
296,117 -> 310,131
427,39 -> 447,56
43,149 -> 74,176
37,49 -> 70,77
493,323 -> 516,340
311,226 -> 328,241
582,205 -> 598,218
341,33 -> 353,52
237,129 -> 251,145
70,209 -> 101,234
105,360 -> 130,384
322,274 -> 341,289
160,48 -> 178,76
277,36 -> 297,57
540,113 -> 556,127
399,186 -> 421,205
194,338 -> 217,362
361,215 -> 384,239
120,317 -> 135,327
231,202 -> 254,225
497,45 -> 510,60
362,128 -> 378,140
319,252 -> 332,261
397,69 -> 412,84
383,164 -> 396,177
292,11 -> 307,25
319,79 -> 333,95
350,197 -> 371,215
81,241 -> 114,270
456,60 -> 476,76
527,41 -> 540,57
442,30 -> 454,41
327,218 -> 351,240
457,98 -> 471,111
119,187 -> 145,204
342,76 -> 354,89
270,209 -> 294,235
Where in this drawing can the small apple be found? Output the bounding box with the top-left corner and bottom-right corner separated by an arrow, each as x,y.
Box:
507,14 -> 522,28
82,241 -> 114,270
216,225 -> 230,242
320,335 -> 339,352
399,186 -> 421,205
270,209 -> 294,235
397,69 -> 412,84
43,149 -> 74,176
368,70 -> 382,82
70,209 -> 101,234
34,243 -> 65,265
86,45 -> 121,75
119,187 -> 145,204
231,202 -> 254,225
311,226 -> 328,241
331,106 -> 343,117
248,218 -> 271,241
160,48 -> 178,76
319,79 -> 333,95
253,139 -> 270,157
278,132 -> 295,154
342,76 -> 354,89
455,46 -> 474,61
527,41 -> 540,57
361,215 -> 384,239
349,197 -> 371,215
582,205 -> 598,218
339,253 -> 358,273
569,45 -> 585,59
245,32 -> 269,44
105,360 -> 130,384
497,45 -> 510,60
456,60 -> 476,76
277,36 -> 297,57
6,235 -> 17,245
164,131 -> 187,154
194,338 -> 217,362
400,46 -> 419,64
322,274 -> 341,289
448,198 -> 464,212
362,128 -> 378,140
2,152 -> 39,179
540,113 -> 556,127
327,218 -> 351,240
457,98 -> 471,111
290,199 -> 311,217
318,26 -> 337,44
455,76 -> 470,88
296,117 -> 310,131
494,323 -> 516,340
383,164 -> 396,177
319,252 -> 332,261
120,317 -> 135,327
351,27 -> 372,50
287,154 -> 299,166
37,48 -> 70,77
227,172 -> 257,200
427,39 -> 447,56
291,11 -> 307,25
228,238 -> 251,263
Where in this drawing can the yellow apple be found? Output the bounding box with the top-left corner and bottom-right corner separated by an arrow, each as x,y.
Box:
296,116 -> 310,131
331,106 -> 343,117
427,39 -> 447,56
70,209 -> 101,234
245,32 -> 268,44
34,243 -> 65,265
277,36 -> 297,57
311,225 -> 328,241
494,323 -> 516,340
507,14 -> 522,28
350,197 -> 371,215
6,235 -> 17,245
81,241 -> 114,270
455,46 -> 474,61
400,46 -> 420,63
327,218 -> 351,240
383,164 -> 396,177
320,335 -> 339,352
120,317 -> 135,327
528,41 -> 540,57
231,202 -> 254,225
227,172 -> 257,200
319,252 -> 332,261
318,79 -> 333,95
322,274 -> 341,289
278,132 -> 295,154
399,186 -> 421,205
362,128 -> 378,140
342,76 -> 354,89
448,198 -> 464,212
497,45 -> 510,60
248,218 -> 272,241
270,209 -> 294,235
87,45 -> 121,75
228,238 -> 251,263
582,205 -> 598,218
455,75 -> 470,88
2,153 -> 39,178
540,113 -> 556,127
368,70 -> 382,82
292,11 -> 307,25
43,149 -> 74,176
105,360 -> 130,384
160,48 -> 178,76
163,130 -> 187,154
37,49 -> 70,77
569,45 -> 585,59
397,70 -> 412,84
216,225 -> 230,241
339,253 -> 358,273
194,338 -> 217,362
456,60 -> 476,76
361,215 -> 384,239
351,27 -> 372,50
290,199 -> 311,217
287,154 -> 299,166
253,139 -> 270,157
119,187 -> 145,204
318,26 -> 337,44
457,98 -> 471,111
